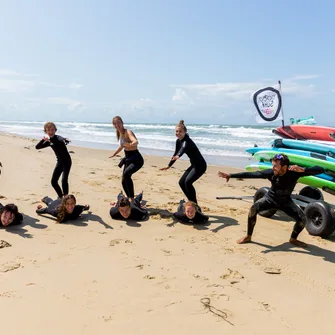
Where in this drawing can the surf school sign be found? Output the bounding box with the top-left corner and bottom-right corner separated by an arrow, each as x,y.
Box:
252,86 -> 283,123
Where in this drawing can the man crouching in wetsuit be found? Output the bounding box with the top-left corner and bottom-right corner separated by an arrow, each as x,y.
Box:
218,154 -> 324,248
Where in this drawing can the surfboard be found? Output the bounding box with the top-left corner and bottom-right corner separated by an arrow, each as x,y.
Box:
246,160 -> 335,182
275,125 -> 335,142
246,146 -> 335,164
246,162 -> 335,191
271,138 -> 335,157
253,150 -> 335,174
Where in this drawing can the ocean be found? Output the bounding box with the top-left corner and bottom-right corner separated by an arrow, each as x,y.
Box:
0,120 -> 277,168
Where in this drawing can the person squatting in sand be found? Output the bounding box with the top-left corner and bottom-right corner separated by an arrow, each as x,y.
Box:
35,122 -> 72,199
109,192 -> 147,221
173,199 -> 209,224
109,116 -> 144,203
218,154 -> 324,248
160,120 -> 207,205
36,194 -> 90,223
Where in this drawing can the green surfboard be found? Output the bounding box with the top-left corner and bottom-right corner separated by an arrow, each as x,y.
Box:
253,150 -> 335,174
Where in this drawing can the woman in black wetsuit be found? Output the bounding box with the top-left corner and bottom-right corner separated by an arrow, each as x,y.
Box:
35,122 -> 72,199
109,116 -> 144,202
160,120 -> 207,204
173,200 -> 209,224
109,192 -> 147,221
36,194 -> 90,223
0,203 -> 23,228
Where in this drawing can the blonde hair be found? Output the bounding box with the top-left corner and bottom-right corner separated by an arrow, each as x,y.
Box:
176,120 -> 187,132
183,200 -> 197,212
112,116 -> 125,141
44,122 -> 57,132
57,194 -> 76,223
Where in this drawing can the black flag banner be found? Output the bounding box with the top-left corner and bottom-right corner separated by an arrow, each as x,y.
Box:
252,86 -> 283,123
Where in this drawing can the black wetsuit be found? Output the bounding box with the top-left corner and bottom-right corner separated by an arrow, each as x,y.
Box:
35,197 -> 89,223
173,199 -> 209,224
109,193 -> 147,221
0,203 -> 23,227
230,166 -> 325,238
120,149 -> 144,199
36,135 -> 72,198
169,134 -> 207,204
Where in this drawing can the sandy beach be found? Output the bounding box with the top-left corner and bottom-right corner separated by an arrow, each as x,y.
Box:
1,132 -> 335,335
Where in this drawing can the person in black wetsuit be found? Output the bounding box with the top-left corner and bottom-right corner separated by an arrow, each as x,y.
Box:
173,199 -> 209,224
0,203 -> 23,228
218,154 -> 325,247
109,192 -> 147,221
36,194 -> 90,223
109,116 -> 144,202
160,120 -> 207,204
35,122 -> 72,198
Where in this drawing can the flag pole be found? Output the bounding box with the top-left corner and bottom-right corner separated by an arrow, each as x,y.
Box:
278,80 -> 285,126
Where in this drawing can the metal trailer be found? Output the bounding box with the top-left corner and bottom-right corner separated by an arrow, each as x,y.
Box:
217,185 -> 335,237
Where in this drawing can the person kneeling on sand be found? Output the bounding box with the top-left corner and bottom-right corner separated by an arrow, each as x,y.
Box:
109,192 -> 147,221
36,195 -> 90,223
173,199 -> 209,224
218,154 -> 324,248
0,203 -> 23,227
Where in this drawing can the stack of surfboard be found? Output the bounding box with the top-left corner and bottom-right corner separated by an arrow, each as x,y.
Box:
245,138 -> 335,193
273,125 -> 335,141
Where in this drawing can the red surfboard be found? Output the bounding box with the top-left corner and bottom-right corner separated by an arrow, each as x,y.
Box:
274,125 -> 335,142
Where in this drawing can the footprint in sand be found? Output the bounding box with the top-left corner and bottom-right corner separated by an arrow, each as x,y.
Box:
0,240 -> 12,249
109,239 -> 133,246
143,275 -> 155,280
220,268 -> 244,284
0,261 -> 21,273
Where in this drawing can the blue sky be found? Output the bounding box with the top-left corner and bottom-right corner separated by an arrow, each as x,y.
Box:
0,0 -> 335,125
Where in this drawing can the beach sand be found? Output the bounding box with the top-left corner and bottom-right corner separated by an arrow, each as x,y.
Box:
1,132 -> 335,334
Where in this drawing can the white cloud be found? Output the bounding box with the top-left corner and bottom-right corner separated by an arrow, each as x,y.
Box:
47,97 -> 85,111
172,88 -> 188,101
69,82 -> 83,89
0,78 -> 36,92
289,74 -> 320,81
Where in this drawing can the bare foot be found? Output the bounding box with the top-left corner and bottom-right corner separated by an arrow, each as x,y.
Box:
289,238 -> 308,248
237,235 -> 252,244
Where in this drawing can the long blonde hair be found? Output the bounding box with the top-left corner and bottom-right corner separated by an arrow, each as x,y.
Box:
57,194 -> 76,223
112,116 -> 125,141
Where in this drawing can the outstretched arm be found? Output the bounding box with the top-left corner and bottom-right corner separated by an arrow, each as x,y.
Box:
289,165 -> 325,176
109,145 -> 123,158
35,138 -> 51,149
168,141 -> 186,167
218,169 -> 273,182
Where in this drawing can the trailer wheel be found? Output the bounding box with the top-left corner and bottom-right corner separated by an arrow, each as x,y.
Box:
254,187 -> 277,218
304,201 -> 335,237
299,186 -> 324,200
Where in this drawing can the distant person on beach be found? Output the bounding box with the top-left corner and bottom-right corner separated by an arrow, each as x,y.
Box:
160,120 -> 207,205
109,192 -> 147,221
218,154 -> 324,248
35,122 -> 72,199
109,116 -> 144,202
36,195 -> 90,223
0,203 -> 23,227
173,199 -> 209,224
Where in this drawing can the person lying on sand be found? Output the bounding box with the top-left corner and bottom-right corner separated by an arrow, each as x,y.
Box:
109,192 -> 147,221
218,154 -> 324,248
0,203 -> 23,227
173,199 -> 208,224
36,195 -> 90,223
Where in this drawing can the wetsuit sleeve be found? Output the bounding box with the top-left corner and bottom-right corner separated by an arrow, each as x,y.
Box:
298,166 -> 325,177
11,213 -> 23,226
168,140 -> 185,167
173,201 -> 189,222
35,139 -> 51,149
56,135 -> 70,145
131,205 -> 147,221
230,169 -> 274,179
109,206 -> 120,219
76,205 -> 89,213
194,211 -> 209,224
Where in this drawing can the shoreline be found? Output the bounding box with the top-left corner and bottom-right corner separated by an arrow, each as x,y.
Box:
0,130 -> 253,169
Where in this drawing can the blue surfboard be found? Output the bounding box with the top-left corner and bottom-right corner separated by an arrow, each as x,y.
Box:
271,138 -> 335,157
